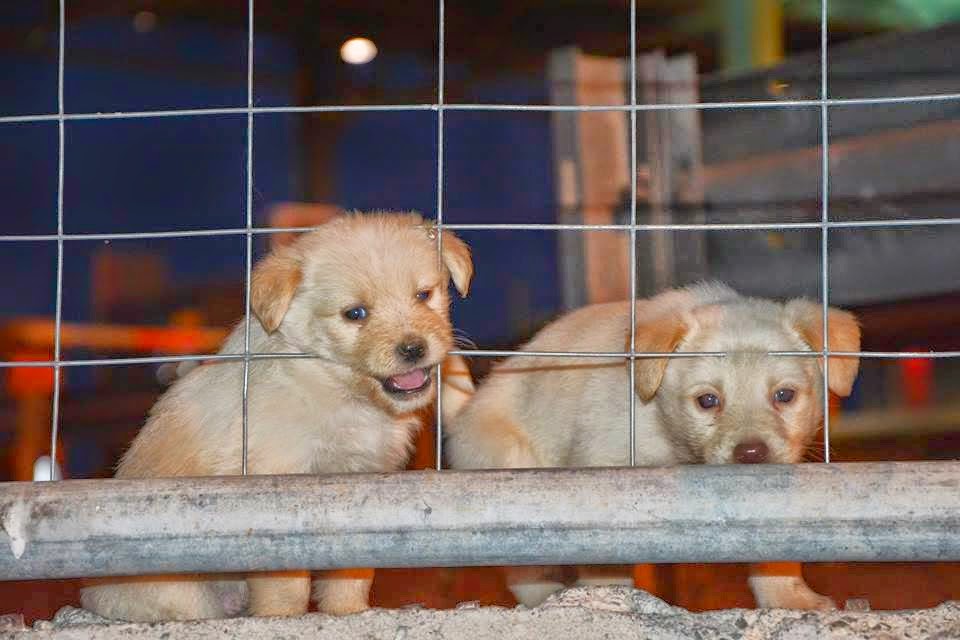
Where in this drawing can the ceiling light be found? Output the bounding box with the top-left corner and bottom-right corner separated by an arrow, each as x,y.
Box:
340,37 -> 378,65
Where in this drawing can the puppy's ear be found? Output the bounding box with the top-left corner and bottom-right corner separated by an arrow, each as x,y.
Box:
440,230 -> 474,297
251,247 -> 303,334
784,300 -> 861,397
631,313 -> 690,402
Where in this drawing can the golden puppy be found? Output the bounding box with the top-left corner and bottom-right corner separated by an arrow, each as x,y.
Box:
443,282 -> 860,610
81,212 -> 473,622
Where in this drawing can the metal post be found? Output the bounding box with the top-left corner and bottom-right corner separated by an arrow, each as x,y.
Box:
1,462 -> 958,580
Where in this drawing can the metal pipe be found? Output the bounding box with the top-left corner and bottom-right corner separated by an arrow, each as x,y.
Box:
0,462 -> 957,580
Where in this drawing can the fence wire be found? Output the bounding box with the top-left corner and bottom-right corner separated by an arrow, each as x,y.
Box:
434,0 -> 447,471
7,92 -> 960,125
3,218 -> 960,244
627,0 -> 639,466
820,0 -> 833,461
240,0 -> 255,476
48,0 -> 66,482
0,0 -> 957,480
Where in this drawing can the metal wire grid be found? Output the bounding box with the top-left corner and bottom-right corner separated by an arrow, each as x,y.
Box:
627,0 -> 638,466
1,0 -> 958,479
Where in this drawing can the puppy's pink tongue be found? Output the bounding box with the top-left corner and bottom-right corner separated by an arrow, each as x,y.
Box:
388,369 -> 427,390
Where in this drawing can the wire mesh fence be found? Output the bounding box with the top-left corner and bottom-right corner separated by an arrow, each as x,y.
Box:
0,0 -> 957,580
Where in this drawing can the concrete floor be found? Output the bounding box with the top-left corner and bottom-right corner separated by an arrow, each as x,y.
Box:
3,586 -> 958,640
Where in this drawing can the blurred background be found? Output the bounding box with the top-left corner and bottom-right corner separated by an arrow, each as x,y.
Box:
1,0 -> 959,621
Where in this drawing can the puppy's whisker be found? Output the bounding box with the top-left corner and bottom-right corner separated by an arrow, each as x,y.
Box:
451,329 -> 478,352
453,336 -> 478,351
802,442 -> 829,463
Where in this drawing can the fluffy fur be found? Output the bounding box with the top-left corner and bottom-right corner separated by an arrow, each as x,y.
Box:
81,212 -> 473,622
442,282 -> 860,610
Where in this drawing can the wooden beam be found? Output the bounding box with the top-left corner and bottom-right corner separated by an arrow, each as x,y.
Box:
0,319 -> 227,355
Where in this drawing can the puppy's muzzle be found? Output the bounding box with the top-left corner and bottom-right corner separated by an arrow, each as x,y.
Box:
379,336 -> 436,397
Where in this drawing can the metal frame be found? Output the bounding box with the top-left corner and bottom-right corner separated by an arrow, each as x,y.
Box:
0,0 -> 958,580
2,462 -> 958,580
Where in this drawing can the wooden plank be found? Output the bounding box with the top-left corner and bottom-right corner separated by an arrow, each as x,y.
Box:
573,54 -> 631,305
0,319 -> 227,355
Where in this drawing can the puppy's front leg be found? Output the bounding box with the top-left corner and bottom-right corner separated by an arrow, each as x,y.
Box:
313,568 -> 375,615
81,576 -> 228,622
504,565 -> 568,607
748,562 -> 835,610
574,564 -> 635,589
246,570 -> 311,617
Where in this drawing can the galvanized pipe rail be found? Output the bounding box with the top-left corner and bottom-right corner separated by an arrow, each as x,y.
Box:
0,462 -> 957,580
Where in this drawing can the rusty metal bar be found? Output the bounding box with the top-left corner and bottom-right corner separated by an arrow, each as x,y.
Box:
0,462 -> 957,580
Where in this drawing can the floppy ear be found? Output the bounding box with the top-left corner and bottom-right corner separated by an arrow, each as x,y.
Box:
251,247 -> 303,334
631,313 -> 691,402
440,230 -> 474,297
784,300 -> 861,397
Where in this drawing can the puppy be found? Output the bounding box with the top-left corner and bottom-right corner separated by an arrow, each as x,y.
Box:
443,282 -> 860,610
81,212 -> 473,622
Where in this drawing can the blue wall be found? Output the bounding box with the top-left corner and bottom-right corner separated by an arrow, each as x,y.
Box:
1,13 -> 297,327
1,11 -> 560,348
334,71 -> 561,345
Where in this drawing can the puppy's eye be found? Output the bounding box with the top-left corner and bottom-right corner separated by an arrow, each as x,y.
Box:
696,393 -> 720,410
774,388 -> 796,404
416,289 -> 432,302
343,306 -> 368,322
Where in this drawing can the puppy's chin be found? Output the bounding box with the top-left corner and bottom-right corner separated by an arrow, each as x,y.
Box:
380,367 -> 433,397
379,378 -> 437,414
358,369 -> 438,415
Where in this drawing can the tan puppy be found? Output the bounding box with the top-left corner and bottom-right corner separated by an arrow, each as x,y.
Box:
443,282 -> 860,610
81,212 -> 473,622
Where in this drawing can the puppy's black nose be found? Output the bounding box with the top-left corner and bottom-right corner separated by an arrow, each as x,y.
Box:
733,440 -> 769,464
396,337 -> 427,363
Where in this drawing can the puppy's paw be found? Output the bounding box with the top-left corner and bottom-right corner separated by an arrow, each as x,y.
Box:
80,579 -> 227,622
748,575 -> 836,610
313,577 -> 372,616
246,570 -> 310,618
509,581 -> 567,608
